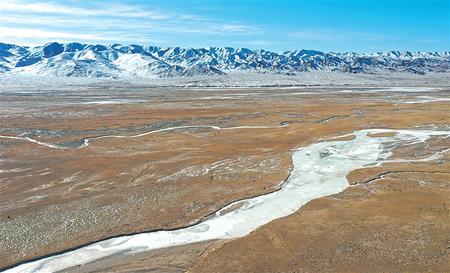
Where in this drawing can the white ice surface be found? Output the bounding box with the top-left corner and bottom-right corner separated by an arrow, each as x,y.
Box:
0,135 -> 65,150
5,128 -> 449,273
401,96 -> 450,104
368,87 -> 444,92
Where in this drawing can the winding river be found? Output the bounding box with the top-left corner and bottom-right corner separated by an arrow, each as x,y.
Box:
5,128 -> 449,273
0,124 -> 288,150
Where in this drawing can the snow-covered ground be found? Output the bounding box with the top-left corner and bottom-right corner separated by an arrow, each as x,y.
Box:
401,96 -> 450,104
1,72 -> 449,92
6,128 -> 449,273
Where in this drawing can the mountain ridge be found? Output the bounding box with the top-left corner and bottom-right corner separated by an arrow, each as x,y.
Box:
0,42 -> 449,77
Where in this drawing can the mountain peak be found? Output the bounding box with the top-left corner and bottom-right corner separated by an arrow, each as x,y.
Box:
41,42 -> 64,58
1,42 -> 449,78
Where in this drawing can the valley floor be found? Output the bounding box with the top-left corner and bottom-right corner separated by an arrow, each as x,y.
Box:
0,82 -> 449,272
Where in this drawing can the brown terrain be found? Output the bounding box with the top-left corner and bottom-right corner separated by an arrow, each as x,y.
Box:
0,85 -> 449,272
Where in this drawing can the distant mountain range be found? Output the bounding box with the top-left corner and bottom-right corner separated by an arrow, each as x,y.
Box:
0,42 -> 449,78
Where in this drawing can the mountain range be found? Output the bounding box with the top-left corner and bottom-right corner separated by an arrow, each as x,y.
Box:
0,42 -> 449,78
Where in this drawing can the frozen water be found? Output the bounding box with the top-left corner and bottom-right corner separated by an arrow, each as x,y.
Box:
5,129 -> 449,273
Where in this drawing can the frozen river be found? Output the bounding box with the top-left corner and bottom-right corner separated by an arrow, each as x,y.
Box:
6,128 -> 449,273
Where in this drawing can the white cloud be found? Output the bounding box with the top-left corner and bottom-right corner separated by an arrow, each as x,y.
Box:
2,1 -> 74,14
0,0 -> 123,17
0,0 -> 263,45
0,26 -> 164,44
0,27 -> 109,40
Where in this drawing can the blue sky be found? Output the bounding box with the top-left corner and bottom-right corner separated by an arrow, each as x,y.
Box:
0,0 -> 448,52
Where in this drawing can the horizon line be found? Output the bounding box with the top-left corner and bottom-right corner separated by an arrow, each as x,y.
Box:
1,41 -> 449,55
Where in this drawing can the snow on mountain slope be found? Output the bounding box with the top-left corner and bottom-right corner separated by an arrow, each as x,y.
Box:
15,50 -> 120,77
0,42 -> 448,78
114,53 -> 171,78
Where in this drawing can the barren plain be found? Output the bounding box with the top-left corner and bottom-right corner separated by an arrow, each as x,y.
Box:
0,81 -> 449,272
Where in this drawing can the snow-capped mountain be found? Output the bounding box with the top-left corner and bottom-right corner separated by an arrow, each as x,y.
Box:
0,42 -> 448,78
